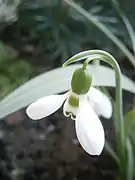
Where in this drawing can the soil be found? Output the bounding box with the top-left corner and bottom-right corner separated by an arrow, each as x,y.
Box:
0,106 -> 118,180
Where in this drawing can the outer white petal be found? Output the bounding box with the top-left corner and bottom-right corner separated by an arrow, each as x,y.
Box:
75,97 -> 105,155
26,93 -> 68,120
88,87 -> 112,119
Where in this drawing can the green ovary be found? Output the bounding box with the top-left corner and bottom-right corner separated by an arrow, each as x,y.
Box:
71,68 -> 92,95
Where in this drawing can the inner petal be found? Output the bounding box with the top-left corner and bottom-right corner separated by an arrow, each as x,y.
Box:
63,91 -> 79,120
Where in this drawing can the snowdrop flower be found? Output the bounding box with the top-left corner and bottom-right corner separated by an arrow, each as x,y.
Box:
26,68 -> 112,155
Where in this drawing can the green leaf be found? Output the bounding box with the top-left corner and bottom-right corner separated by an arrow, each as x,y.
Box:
0,64 -> 135,119
0,42 -> 10,62
124,107 -> 135,136
126,138 -> 134,180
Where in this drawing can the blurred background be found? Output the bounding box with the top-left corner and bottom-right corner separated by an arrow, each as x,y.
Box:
0,0 -> 135,179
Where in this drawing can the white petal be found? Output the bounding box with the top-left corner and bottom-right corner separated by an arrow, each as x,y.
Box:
75,97 -> 105,155
88,87 -> 112,119
26,93 -> 67,120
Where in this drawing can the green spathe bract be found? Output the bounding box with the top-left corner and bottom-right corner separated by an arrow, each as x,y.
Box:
71,68 -> 92,94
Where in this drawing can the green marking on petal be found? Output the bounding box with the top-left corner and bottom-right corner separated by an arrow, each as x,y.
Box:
65,111 -> 76,120
68,95 -> 79,107
65,111 -> 70,116
71,113 -> 76,120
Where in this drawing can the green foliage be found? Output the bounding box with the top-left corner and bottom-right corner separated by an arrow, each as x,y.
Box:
1,0 -> 135,66
10,0 -> 124,63
124,107 -> 135,136
123,107 -> 135,179
11,0 -> 134,65
17,0 -> 86,62
1,0 -> 134,66
64,0 -> 135,67
0,42 -> 32,99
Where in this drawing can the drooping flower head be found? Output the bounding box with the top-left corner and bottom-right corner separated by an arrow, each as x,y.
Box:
26,67 -> 112,155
